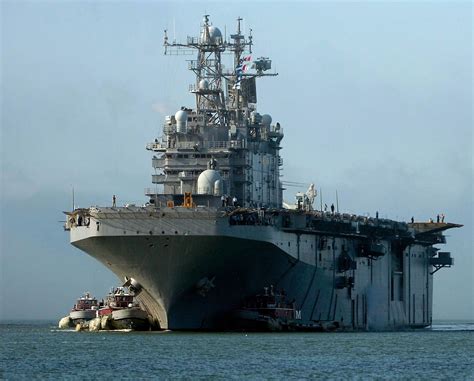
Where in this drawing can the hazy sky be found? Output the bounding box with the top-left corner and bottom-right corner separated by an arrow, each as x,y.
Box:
1,1 -> 472,320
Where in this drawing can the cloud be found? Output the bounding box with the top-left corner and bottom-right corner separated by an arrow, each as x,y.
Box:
151,101 -> 169,115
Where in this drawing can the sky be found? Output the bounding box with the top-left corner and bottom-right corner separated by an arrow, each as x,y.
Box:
1,1 -> 472,321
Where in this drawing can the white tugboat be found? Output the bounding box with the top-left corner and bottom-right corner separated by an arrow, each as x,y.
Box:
58,292 -> 100,329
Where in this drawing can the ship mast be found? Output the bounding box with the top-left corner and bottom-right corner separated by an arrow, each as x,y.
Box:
192,15 -> 226,126
163,16 -> 274,127
229,17 -> 246,125
164,15 -> 227,126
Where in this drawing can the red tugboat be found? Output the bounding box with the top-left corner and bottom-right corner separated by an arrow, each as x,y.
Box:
233,286 -> 339,332
97,287 -> 150,331
69,292 -> 100,324
233,286 -> 301,331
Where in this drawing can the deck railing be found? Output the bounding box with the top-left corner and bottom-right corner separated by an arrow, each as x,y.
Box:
147,140 -> 246,151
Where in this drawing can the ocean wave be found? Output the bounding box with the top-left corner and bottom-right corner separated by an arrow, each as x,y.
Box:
430,323 -> 474,331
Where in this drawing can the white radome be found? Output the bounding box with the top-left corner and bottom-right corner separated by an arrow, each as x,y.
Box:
175,109 -> 187,122
175,110 -> 188,133
197,169 -> 222,195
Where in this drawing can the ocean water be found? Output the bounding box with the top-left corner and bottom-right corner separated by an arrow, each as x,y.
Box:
1,321 -> 473,380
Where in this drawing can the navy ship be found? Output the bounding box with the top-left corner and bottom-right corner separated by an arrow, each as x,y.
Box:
65,16 -> 461,330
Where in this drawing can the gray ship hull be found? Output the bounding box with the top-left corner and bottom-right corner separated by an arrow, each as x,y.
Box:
74,234 -> 309,329
69,206 -> 446,331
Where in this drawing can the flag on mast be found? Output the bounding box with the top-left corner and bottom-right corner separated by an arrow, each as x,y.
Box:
233,56 -> 252,89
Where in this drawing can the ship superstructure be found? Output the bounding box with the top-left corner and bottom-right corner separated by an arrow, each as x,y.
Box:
65,16 -> 461,331
146,15 -> 282,209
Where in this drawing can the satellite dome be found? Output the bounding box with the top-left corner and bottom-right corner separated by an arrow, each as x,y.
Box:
201,25 -> 222,44
199,79 -> 209,90
175,110 -> 188,133
197,169 -> 222,195
175,109 -> 187,122
262,114 -> 272,126
208,26 -> 222,43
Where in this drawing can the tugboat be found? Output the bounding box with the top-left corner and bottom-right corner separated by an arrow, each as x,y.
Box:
58,292 -> 100,328
97,287 -> 150,331
233,286 -> 341,332
233,286 -> 299,331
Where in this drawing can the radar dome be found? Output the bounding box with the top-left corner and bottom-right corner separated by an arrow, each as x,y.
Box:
175,110 -> 188,133
199,79 -> 209,90
175,109 -> 187,122
201,26 -> 222,44
197,169 -> 222,195
262,114 -> 272,126
208,26 -> 222,43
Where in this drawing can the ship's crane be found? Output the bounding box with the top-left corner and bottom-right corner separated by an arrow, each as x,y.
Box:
283,182 -> 317,211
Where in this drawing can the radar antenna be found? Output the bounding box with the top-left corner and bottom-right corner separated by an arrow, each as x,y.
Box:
162,15 -> 277,128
